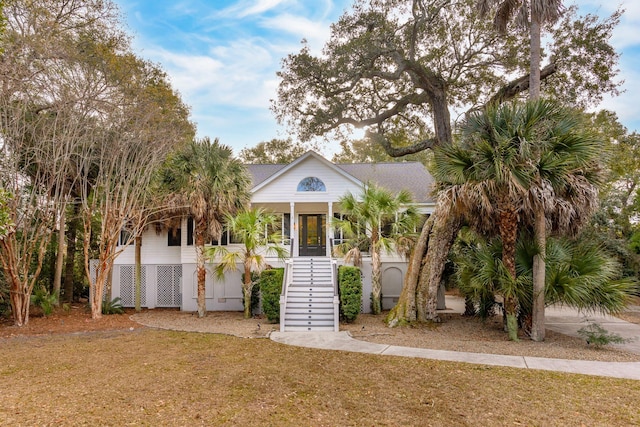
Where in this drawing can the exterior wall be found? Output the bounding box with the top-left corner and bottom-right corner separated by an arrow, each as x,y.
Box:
180,258 -> 287,312
114,227 -> 181,265
109,154 -> 416,313
343,257 -> 407,314
252,155 -> 361,205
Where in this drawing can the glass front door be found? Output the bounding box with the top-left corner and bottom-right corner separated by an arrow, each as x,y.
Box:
299,214 -> 326,256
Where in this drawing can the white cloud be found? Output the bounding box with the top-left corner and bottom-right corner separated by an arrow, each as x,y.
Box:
259,13 -> 333,51
215,0 -> 292,19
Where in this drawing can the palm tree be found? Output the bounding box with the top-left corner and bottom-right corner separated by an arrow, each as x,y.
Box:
435,99 -> 602,339
478,0 -> 564,99
208,207 -> 288,319
335,183 -> 420,315
477,0 -> 565,341
455,231 -> 638,319
162,137 -> 250,318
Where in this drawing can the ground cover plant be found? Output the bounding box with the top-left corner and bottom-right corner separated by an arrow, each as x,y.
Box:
1,320 -> 640,425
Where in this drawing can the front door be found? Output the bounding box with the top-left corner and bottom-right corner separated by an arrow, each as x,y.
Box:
299,214 -> 326,256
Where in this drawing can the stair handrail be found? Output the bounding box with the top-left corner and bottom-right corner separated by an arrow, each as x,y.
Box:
280,258 -> 294,332
331,257 -> 339,332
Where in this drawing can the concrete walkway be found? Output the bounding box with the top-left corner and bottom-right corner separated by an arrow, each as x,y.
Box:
271,297 -> 640,381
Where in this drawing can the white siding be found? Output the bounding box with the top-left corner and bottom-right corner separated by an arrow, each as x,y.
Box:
114,227 -> 181,265
252,156 -> 362,204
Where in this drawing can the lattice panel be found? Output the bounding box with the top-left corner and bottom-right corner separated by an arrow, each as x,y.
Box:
118,265 -> 147,307
120,265 -> 134,306
156,265 -> 181,307
89,259 -> 109,301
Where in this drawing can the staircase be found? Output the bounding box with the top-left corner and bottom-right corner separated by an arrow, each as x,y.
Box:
280,257 -> 339,332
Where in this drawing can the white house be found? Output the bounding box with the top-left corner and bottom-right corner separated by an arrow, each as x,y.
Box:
111,151 -> 435,330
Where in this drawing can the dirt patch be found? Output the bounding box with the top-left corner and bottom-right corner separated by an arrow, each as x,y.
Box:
0,304 -> 142,338
2,305 -> 639,362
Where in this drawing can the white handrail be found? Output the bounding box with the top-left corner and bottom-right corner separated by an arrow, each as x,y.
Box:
280,258 -> 294,332
331,258 -> 339,332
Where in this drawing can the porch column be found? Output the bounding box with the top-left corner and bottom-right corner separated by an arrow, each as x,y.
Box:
327,201 -> 333,257
290,202 -> 296,257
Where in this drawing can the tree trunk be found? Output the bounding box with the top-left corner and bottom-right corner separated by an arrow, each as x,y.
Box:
386,216 -> 433,326
529,16 -> 546,341
195,217 -> 207,318
498,196 -> 520,341
418,213 -> 462,322
387,210 -> 461,326
531,203 -> 546,341
371,245 -> 382,315
529,16 -> 542,100
53,208 -> 65,306
63,203 -> 80,303
243,264 -> 253,319
135,235 -> 142,312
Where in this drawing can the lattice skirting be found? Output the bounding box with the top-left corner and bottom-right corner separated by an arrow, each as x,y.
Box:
116,264 -> 182,308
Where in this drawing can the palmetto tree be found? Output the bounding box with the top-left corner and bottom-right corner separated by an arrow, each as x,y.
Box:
455,232 -> 637,320
163,137 -> 250,318
478,0 -> 565,340
434,99 -> 602,340
208,208 -> 288,319
478,0 -> 564,99
335,183 -> 420,315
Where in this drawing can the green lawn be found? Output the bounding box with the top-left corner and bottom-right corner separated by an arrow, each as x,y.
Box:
1,329 -> 638,426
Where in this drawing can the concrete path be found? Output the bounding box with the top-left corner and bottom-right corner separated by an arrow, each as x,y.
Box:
271,297 -> 640,381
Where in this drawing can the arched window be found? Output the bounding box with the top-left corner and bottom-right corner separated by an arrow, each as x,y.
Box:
297,176 -> 326,192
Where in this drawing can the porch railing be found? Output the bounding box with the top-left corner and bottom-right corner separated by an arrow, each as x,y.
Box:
279,258 -> 294,332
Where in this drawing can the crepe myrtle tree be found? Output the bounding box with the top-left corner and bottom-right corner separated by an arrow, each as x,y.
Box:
272,0 -> 621,325
0,0 -> 128,325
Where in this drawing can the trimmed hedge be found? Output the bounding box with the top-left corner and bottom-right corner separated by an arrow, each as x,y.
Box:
338,265 -> 362,323
260,268 -> 284,323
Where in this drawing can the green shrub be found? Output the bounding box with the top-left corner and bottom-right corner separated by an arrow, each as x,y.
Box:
102,297 -> 124,315
338,266 -> 362,323
577,321 -> 632,348
260,268 -> 284,323
31,285 -> 57,316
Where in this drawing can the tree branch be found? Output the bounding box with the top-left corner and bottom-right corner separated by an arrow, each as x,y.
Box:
485,63 -> 557,107
366,130 -> 439,157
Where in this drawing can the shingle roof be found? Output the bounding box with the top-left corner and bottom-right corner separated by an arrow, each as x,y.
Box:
246,158 -> 434,204
337,162 -> 434,203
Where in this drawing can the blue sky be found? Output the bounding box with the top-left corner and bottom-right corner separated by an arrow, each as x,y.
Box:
114,0 -> 639,155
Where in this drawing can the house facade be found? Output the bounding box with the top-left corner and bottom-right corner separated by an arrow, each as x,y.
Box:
111,151 -> 435,317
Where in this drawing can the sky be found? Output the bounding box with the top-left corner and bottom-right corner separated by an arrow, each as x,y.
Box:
114,0 -> 640,156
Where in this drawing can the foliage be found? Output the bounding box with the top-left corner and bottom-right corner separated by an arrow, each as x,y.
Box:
332,137 -> 433,166
31,285 -> 57,317
242,272 -> 260,315
163,137 -> 250,317
260,268 -> 284,323
0,189 -> 14,240
273,0 -> 620,155
101,297 -> 124,315
209,207 -> 288,318
238,138 -> 311,164
454,231 -> 638,322
334,183 -> 419,314
577,322 -> 631,349
338,266 -> 362,323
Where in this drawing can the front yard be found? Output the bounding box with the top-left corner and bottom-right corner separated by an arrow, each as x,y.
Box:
1,311 -> 639,426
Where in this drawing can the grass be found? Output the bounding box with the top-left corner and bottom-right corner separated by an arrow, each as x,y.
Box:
1,329 -> 639,426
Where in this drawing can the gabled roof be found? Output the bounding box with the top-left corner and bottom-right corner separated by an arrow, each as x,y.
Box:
337,162 -> 434,203
245,151 -> 435,204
